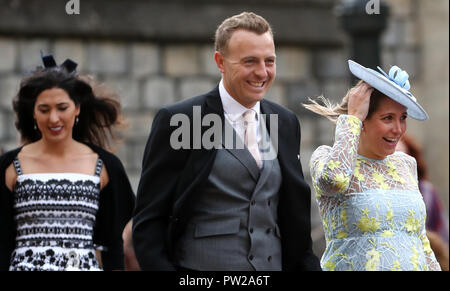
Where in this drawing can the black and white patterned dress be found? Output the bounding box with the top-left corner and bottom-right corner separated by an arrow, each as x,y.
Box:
9,157 -> 104,271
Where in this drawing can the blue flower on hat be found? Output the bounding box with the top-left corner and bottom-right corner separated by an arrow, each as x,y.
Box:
377,65 -> 410,89
377,65 -> 416,101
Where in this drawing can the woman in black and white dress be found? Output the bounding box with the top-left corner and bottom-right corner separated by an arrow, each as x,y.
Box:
0,55 -> 135,271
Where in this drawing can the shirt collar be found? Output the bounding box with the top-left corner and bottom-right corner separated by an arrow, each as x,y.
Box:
219,79 -> 260,122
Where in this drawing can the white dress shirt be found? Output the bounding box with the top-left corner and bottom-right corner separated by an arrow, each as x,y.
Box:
219,79 -> 263,167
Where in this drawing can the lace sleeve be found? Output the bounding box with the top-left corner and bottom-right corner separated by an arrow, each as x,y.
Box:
310,115 -> 362,197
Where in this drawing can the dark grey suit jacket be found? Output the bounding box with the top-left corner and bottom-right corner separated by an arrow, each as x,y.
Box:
132,86 -> 321,271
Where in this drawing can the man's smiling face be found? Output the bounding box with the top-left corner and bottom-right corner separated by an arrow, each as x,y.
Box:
215,29 -> 276,108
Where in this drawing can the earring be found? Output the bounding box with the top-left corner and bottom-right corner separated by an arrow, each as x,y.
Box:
75,116 -> 79,124
34,120 -> 37,130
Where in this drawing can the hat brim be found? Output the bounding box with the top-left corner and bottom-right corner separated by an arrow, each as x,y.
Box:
348,60 -> 428,121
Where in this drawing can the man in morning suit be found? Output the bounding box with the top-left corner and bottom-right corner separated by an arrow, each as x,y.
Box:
132,12 -> 321,271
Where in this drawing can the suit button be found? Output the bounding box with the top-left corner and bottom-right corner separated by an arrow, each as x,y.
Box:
251,200 -> 256,206
266,228 -> 272,234
249,228 -> 254,234
267,256 -> 272,262
267,199 -> 271,206
249,255 -> 254,261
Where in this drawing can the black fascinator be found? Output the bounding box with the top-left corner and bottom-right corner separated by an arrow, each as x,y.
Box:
40,51 -> 78,74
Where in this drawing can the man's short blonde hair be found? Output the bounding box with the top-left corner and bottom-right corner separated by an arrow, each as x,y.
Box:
214,12 -> 273,55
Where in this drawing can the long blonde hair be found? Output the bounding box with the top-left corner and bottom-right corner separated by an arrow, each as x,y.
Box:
303,80 -> 384,123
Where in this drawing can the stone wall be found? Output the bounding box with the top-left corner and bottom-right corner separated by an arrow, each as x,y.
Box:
0,0 -> 448,257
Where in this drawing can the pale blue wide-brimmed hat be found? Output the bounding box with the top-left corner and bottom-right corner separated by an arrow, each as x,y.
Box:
348,60 -> 428,121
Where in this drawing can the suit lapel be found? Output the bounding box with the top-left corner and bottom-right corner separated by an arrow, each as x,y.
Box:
260,100 -> 294,181
221,119 -> 260,182
206,88 -> 260,181
260,99 -> 281,135
175,88 -> 223,214
202,93 -> 289,182
183,87 -> 223,185
204,87 -> 224,117
260,100 -> 281,161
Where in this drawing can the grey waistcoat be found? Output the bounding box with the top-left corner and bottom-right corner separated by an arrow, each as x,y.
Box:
175,121 -> 282,271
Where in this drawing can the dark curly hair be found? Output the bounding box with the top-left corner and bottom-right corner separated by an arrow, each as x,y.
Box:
13,66 -> 124,150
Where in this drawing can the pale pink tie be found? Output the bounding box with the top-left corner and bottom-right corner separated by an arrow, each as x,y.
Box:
243,110 -> 262,168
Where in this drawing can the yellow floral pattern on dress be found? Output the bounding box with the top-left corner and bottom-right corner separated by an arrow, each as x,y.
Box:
373,170 -> 389,190
341,206 -> 349,231
327,160 -> 341,171
309,115 -> 441,271
338,253 -> 354,271
356,209 -> 380,234
323,217 -> 330,239
404,210 -> 421,234
347,116 -> 361,136
341,209 -> 347,224
331,216 -> 337,231
411,245 -> 420,271
381,230 -> 395,237
421,235 -> 433,255
314,183 -> 323,200
386,161 -> 406,184
333,173 -> 350,193
385,202 -> 394,227
336,231 -> 348,239
391,260 -> 402,271
365,247 -> 381,271
324,252 -> 354,271
323,260 -> 336,271
354,160 -> 365,182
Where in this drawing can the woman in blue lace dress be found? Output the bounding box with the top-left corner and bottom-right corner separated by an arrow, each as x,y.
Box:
0,54 -> 135,271
303,60 -> 440,271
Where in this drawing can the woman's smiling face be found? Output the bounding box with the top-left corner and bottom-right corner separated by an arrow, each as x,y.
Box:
33,88 -> 80,143
358,95 -> 408,160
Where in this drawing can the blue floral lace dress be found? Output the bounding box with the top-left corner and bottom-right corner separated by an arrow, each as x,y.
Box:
9,157 -> 104,271
310,115 -> 441,271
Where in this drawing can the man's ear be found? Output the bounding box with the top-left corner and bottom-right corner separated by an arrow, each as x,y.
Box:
214,51 -> 225,74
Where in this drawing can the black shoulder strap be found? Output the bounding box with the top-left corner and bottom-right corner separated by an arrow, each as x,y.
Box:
12,157 -> 23,176
94,158 -> 103,177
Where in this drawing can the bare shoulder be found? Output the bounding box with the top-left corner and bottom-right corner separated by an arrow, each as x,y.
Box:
19,142 -> 39,157
73,141 -> 98,156
72,142 -> 110,188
